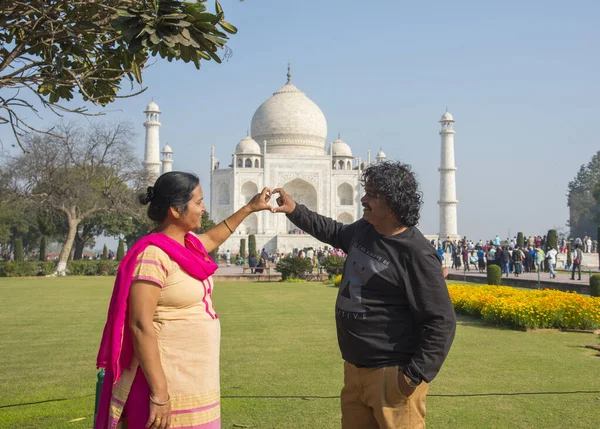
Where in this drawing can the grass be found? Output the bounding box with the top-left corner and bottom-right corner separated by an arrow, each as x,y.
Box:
0,277 -> 598,428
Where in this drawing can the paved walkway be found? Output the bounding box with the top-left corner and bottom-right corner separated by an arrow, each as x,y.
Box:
448,267 -> 598,286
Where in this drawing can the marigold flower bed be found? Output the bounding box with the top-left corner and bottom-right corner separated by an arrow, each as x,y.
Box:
448,284 -> 600,330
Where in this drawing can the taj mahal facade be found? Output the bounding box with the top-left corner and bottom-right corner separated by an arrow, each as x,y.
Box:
143,67 -> 460,254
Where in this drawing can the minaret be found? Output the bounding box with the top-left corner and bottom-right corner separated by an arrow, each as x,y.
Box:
161,143 -> 173,174
143,99 -> 162,184
438,108 -> 459,241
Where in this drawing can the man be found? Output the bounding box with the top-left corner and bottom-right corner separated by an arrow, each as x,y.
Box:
512,247 -> 524,277
248,254 -> 258,274
534,247 -> 544,273
493,235 -> 501,246
501,246 -> 511,277
261,247 -> 269,261
272,161 -> 456,428
546,246 -> 558,279
571,243 -> 583,280
225,249 -> 231,267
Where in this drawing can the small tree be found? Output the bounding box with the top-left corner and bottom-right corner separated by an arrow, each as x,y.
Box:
39,236 -> 46,261
6,121 -> 144,274
248,234 -> 257,258
517,232 -> 524,248
116,239 -> 125,261
567,242 -> 573,267
14,238 -> 24,262
102,244 -> 108,260
597,226 -> 600,269
239,238 -> 246,260
487,265 -> 502,286
590,274 -> 600,297
547,229 -> 558,250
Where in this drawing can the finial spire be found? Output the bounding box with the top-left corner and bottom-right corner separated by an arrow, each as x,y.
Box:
287,62 -> 291,83
338,131 -> 341,140
246,129 -> 249,137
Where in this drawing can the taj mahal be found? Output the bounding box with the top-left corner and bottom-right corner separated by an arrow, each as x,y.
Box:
142,67 -> 460,254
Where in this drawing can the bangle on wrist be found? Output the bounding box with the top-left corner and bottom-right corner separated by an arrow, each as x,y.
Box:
223,219 -> 234,234
150,394 -> 171,406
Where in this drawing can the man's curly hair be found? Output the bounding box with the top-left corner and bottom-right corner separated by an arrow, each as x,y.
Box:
361,161 -> 423,227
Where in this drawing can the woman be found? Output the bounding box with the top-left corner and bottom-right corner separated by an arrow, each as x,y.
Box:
96,172 -> 272,429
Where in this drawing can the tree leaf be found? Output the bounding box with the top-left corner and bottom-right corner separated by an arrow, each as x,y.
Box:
219,21 -> 238,34
130,61 -> 142,84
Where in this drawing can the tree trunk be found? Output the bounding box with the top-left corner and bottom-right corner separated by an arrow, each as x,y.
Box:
56,216 -> 80,275
73,234 -> 85,260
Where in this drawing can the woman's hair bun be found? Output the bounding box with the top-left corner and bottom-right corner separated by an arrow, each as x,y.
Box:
138,186 -> 154,205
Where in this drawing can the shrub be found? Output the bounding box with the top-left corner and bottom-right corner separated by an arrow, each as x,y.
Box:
67,260 -> 99,276
98,260 -> 118,276
517,232 -> 524,248
567,243 -> 572,267
14,238 -> 24,263
248,234 -> 257,258
322,255 -> 345,277
66,260 -> 119,276
39,236 -> 47,261
0,261 -> 56,277
116,239 -> 125,261
239,238 -> 246,259
209,247 -> 218,263
487,264 -> 502,285
275,257 -> 313,280
102,244 -> 108,260
333,274 -> 343,287
591,275 -> 600,298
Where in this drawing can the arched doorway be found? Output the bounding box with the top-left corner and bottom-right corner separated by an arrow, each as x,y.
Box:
241,213 -> 258,234
241,181 -> 258,204
337,212 -> 354,224
337,183 -> 353,206
283,178 -> 317,232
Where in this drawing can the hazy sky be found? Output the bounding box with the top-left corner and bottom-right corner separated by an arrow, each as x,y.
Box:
2,0 -> 599,245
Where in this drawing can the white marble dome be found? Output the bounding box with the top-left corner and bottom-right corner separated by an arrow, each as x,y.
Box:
235,136 -> 261,154
440,109 -> 453,121
162,143 -> 172,153
145,100 -> 160,112
251,81 -> 327,155
376,149 -> 387,159
329,138 -> 352,157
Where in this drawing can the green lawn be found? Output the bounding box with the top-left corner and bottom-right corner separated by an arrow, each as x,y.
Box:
0,277 -> 598,428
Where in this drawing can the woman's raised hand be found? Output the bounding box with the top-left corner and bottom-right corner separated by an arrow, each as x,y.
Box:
271,188 -> 296,214
246,187 -> 274,213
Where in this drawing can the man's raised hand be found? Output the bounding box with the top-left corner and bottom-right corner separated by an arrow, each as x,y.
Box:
271,188 -> 296,214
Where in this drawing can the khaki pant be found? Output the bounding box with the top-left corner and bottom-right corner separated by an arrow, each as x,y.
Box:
341,362 -> 429,429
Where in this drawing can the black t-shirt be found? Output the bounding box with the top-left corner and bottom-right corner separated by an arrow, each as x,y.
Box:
287,204 -> 456,383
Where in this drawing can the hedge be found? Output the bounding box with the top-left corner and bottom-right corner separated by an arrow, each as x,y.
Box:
0,261 -> 56,277
67,260 -> 119,276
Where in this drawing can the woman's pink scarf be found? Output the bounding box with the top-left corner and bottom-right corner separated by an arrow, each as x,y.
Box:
95,232 -> 218,429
